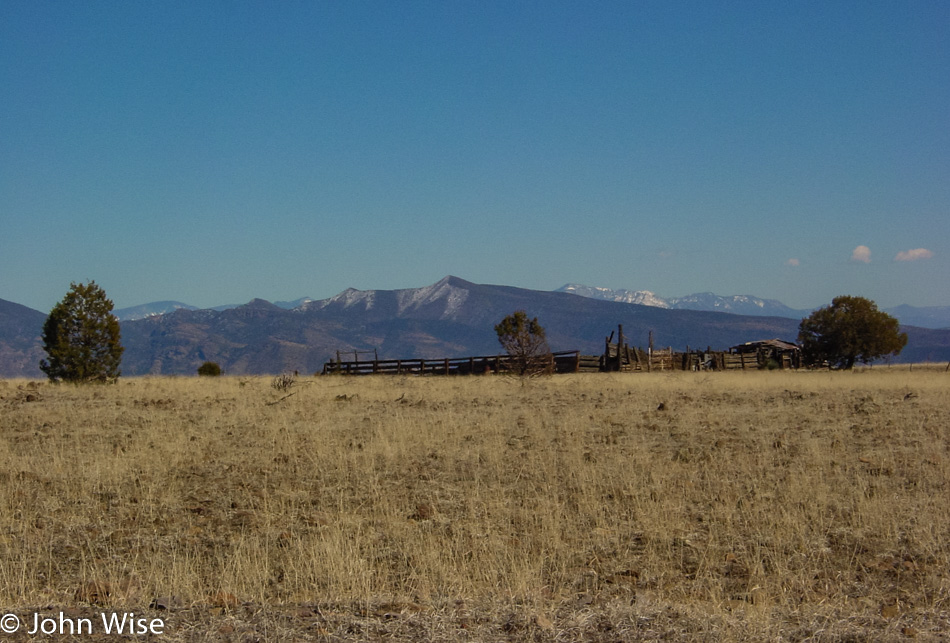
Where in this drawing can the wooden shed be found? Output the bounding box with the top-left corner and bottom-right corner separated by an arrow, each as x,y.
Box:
728,339 -> 802,369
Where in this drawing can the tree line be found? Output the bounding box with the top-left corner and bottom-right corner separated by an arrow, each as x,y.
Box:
39,282 -> 909,383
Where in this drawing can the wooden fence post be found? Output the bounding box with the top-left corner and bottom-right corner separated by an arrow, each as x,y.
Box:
617,324 -> 624,372
648,331 -> 654,373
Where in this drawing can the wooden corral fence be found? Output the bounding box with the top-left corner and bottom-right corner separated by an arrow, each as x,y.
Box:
322,350 -> 582,376
601,325 -> 675,372
602,325 -> 801,372
320,328 -> 801,376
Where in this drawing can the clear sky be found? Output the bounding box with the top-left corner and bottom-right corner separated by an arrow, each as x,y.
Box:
2,1 -> 948,312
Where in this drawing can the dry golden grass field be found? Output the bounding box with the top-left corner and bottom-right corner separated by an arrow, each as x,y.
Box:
0,368 -> 948,641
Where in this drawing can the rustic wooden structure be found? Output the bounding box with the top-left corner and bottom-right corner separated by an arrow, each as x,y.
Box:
322,350 -> 582,376
728,338 -> 802,370
601,325 -> 671,372
600,325 -> 801,371
319,329 -> 802,376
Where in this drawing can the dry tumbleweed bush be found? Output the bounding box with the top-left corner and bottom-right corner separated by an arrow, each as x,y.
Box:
271,372 -> 296,392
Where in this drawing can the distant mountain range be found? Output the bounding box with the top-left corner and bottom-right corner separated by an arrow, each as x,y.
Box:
2,276 -> 948,377
0,299 -> 47,378
113,301 -> 200,321
111,285 -> 950,329
555,284 -> 810,318
113,297 -> 317,321
557,284 -> 950,329
883,304 -> 950,331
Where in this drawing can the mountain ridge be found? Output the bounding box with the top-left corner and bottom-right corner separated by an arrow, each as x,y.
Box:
557,284 -> 810,318
0,299 -> 48,378
3,276 -> 949,377
109,282 -> 950,329
557,284 -> 950,329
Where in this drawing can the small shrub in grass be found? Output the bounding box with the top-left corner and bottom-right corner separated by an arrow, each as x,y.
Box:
494,310 -> 553,377
198,361 -> 222,377
272,372 -> 296,391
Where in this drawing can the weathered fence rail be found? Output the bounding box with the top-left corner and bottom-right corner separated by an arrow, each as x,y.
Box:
600,325 -> 801,372
602,344 -> 795,372
322,350 -> 582,376
321,326 -> 800,376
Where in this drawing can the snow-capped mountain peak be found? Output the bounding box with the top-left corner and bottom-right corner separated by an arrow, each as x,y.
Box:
322,287 -> 378,311
556,284 -> 806,318
302,276 -> 471,320
394,275 -> 469,318
113,301 -> 198,321
558,284 -> 671,308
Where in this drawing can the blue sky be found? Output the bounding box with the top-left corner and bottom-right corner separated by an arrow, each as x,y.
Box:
2,1 -> 948,312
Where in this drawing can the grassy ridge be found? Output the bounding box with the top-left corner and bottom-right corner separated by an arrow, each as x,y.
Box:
0,369 -> 947,640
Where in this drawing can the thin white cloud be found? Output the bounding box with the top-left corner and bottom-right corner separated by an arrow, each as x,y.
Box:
785,258 -> 800,267
895,248 -> 934,262
851,245 -> 871,263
